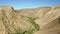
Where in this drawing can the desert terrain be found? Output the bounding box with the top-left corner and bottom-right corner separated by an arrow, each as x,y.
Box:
0,6 -> 60,34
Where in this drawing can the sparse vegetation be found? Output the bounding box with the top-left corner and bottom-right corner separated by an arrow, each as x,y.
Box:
0,6 -> 60,34
15,15 -> 40,34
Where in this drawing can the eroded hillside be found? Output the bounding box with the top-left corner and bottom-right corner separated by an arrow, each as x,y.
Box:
0,6 -> 60,34
0,6 -> 40,34
17,6 -> 60,34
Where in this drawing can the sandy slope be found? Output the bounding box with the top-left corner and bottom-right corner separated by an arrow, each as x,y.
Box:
34,23 -> 60,34
34,8 -> 60,34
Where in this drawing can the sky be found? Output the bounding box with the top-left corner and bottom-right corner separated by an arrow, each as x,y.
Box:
0,0 -> 60,9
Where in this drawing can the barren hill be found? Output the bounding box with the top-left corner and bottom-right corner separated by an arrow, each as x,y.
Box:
17,6 -> 60,34
0,6 -> 39,34
16,7 -> 51,18
0,6 -> 60,34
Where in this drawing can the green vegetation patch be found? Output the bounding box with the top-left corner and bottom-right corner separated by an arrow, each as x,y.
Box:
15,15 -> 40,34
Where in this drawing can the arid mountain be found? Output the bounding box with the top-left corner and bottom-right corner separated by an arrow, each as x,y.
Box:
16,7 -> 51,18
0,6 -> 39,34
34,6 -> 60,34
17,6 -> 60,34
0,6 -> 60,34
